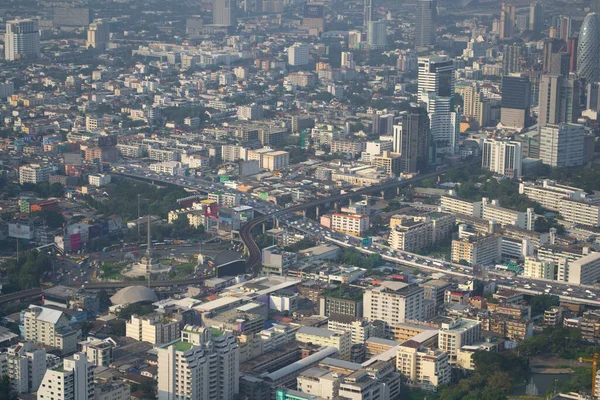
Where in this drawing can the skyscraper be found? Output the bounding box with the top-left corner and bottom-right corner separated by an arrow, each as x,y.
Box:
542,38 -> 565,74
586,82 -> 600,111
566,37 -> 578,73
156,326 -> 239,400
538,74 -> 581,129
213,0 -> 235,26
37,353 -> 94,400
393,109 -> 430,173
4,19 -> 40,61
418,55 -> 458,164
86,19 -> 110,50
529,1 -> 544,33
500,74 -> 531,129
499,2 -> 516,40
503,44 -> 521,75
593,0 -> 600,14
367,20 -> 387,49
539,123 -> 585,168
288,43 -> 309,66
577,13 -> 600,83
364,0 -> 373,28
415,0 -> 436,47
481,139 -> 522,178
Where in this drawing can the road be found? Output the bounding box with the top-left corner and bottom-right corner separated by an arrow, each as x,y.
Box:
239,160 -> 481,274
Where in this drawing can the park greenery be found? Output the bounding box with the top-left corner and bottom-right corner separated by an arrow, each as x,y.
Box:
83,179 -> 189,221
439,350 -> 529,400
0,250 -> 51,293
338,247 -> 383,270
527,294 -> 560,316
517,326 -> 600,360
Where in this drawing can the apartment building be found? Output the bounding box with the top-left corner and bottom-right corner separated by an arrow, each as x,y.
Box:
440,195 -> 483,218
319,287 -> 364,317
481,198 -> 535,230
296,326 -> 352,361
420,280 -> 453,307
79,337 -> 116,367
519,180 -> 587,212
451,235 -> 502,266
208,191 -> 241,207
37,353 -> 94,400
561,252 -> 600,285
327,314 -> 375,344
221,145 -> 247,162
88,174 -> 111,187
156,326 -> 239,400
559,199 -> 600,227
372,151 -> 402,176
19,164 -> 52,184
396,341 -> 451,391
523,257 -> 556,279
95,383 -> 130,400
296,368 -> 342,399
479,315 -> 533,342
117,143 -> 145,158
388,213 -> 455,252
149,161 -> 186,176
126,313 -> 180,345
331,139 -> 367,155
331,213 -> 370,236
0,341 -> 46,394
262,245 -> 298,275
544,307 -> 563,327
148,148 -> 180,162
23,306 -> 79,355
262,150 -> 290,171
537,244 -> 585,264
438,318 -> 481,363
338,362 -> 402,400
364,281 -> 425,328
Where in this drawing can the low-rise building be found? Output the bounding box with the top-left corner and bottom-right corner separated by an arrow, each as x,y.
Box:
126,313 -> 180,345
296,326 -> 352,361
451,235 -> 502,266
388,213 -> 455,252
331,213 -> 369,236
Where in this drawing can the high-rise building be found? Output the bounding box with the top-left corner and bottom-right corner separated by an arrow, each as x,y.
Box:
156,325 -> 239,400
418,55 -> 458,164
548,52 -> 570,76
456,83 -> 478,118
37,353 -> 94,400
481,138 -> 522,178
288,43 -> 310,66
538,74 -> 581,129
500,74 -> 531,129
213,0 -> 235,26
577,13 -> 600,83
542,38 -> 566,74
392,109 -> 429,173
566,37 -> 578,73
53,7 -> 91,27
539,123 -> 585,167
364,0 -> 373,27
87,19 -> 110,50
367,20 -> 387,49
593,0 -> 600,14
397,342 -> 451,391
0,342 -> 46,394
499,2 -> 516,40
438,318 -> 482,363
529,1 -> 544,33
587,82 -> 600,111
5,19 -> 40,61
364,281 -> 424,330
558,16 -> 572,40
503,44 -> 521,75
415,0 -> 436,48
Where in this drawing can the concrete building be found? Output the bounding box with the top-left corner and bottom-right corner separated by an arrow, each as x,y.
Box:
213,0 -> 235,26
319,287 -> 364,318
523,257 -> 556,280
37,353 -> 94,400
156,326 -> 239,400
79,337 -> 116,367
481,138 -> 522,178
328,315 -> 375,345
499,2 -> 516,40
5,19 -> 40,61
331,213 -> 369,236
518,180 -> 587,212
440,195 -> 483,218
562,252 -> 600,285
296,368 -> 342,399
23,305 -> 79,355
208,192 -> 240,207
95,383 -> 130,400
396,341 -> 451,391
88,174 -> 111,187
288,43 -> 310,66
87,19 -> 110,50
500,74 -> 531,129
415,0 -> 436,47
388,213 -> 455,253
481,198 -> 535,230
392,109 -> 430,173
438,318 -> 481,363
19,164 -> 52,184
262,245 -> 298,275
126,313 -> 180,345
451,235 -> 502,266
296,326 -> 352,361
538,74 -> 580,129
364,281 -> 425,328
262,151 -> 290,171
419,280 -> 453,308
539,123 -> 585,168
0,341 -> 46,394
367,20 -> 387,49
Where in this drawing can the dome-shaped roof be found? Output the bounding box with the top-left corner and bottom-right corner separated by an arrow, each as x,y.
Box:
110,286 -> 158,305
578,13 -> 600,83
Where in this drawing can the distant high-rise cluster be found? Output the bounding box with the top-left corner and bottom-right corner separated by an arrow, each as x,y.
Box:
529,1 -> 544,33
87,19 -> 110,50
499,2 -> 516,40
213,0 -> 235,26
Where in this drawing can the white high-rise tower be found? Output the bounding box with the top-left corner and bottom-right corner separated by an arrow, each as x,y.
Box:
5,19 -> 40,61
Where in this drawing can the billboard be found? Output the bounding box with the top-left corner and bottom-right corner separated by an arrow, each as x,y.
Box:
216,260 -> 246,277
304,4 -> 324,18
8,223 -> 34,240
70,233 -> 81,251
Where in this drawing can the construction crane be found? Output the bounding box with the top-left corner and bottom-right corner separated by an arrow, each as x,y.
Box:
579,353 -> 599,398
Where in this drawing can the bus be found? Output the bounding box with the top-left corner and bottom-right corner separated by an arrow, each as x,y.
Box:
102,244 -> 121,252
77,257 -> 89,267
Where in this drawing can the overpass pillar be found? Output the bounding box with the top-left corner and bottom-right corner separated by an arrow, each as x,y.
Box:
316,206 -> 320,218
275,218 -> 279,228
397,187 -> 401,196
262,223 -> 266,233
302,210 -> 307,218
381,190 -> 385,199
